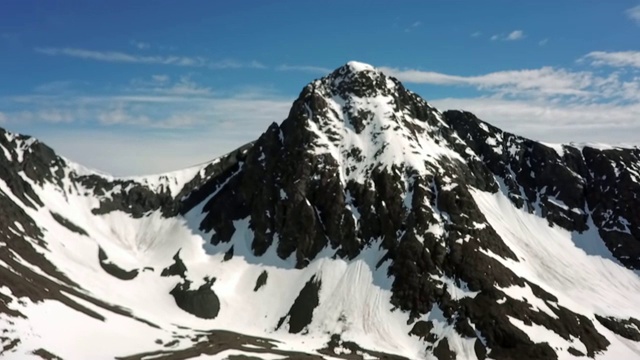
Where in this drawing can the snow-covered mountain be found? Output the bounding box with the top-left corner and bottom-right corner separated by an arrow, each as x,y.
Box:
1,61 -> 640,360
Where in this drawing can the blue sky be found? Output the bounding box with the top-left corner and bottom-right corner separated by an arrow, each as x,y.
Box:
1,1 -> 639,175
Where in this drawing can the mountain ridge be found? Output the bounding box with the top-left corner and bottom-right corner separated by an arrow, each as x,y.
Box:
1,61 -> 640,360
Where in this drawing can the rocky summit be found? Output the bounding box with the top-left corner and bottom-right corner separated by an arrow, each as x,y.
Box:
1,61 -> 639,360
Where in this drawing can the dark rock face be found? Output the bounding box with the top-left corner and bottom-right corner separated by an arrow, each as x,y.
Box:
161,251 -> 188,278
0,134 -> 63,210
318,334 -> 410,360
445,111 -> 589,231
568,347 -> 586,357
196,65 -> 451,269
254,270 -> 268,291
445,110 -> 640,269
75,176 -> 174,219
74,141 -> 252,220
170,278 -> 220,319
409,321 -> 436,343
277,276 -> 321,334
179,142 -> 253,215
433,339 -> 456,360
223,245 -> 234,261
31,348 -> 63,360
50,211 -> 88,236
583,148 -> 640,269
98,247 -> 139,280
596,315 -> 640,341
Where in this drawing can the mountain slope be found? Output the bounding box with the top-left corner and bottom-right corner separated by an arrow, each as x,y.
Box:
1,61 -> 640,360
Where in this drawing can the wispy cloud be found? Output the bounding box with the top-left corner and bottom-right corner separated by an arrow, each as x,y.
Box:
9,75 -> 640,175
151,74 -> 169,83
96,106 -> 205,128
470,31 -> 482,38
34,47 -> 266,69
35,47 -> 207,66
580,51 -> 640,68
379,66 -> 597,97
130,40 -> 150,50
35,47 -> 332,75
538,38 -> 549,46
490,30 -> 525,41
1,32 -> 21,45
32,128 -> 249,176
405,21 -> 422,32
276,64 -> 333,73
431,97 -> 640,146
1,77 -> 291,130
626,5 -> 640,24
383,51 -> 640,146
6,53 -> 640,175
505,30 -> 524,40
381,62 -> 640,106
2,89 -> 293,175
208,59 -> 266,69
129,74 -> 213,95
34,80 -> 84,93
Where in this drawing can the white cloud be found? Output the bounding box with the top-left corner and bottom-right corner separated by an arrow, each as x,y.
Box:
30,129 -> 246,176
5,92 -> 292,175
151,74 -> 169,83
626,5 -> 640,24
129,75 -> 213,96
379,66 -> 596,97
2,91 -> 290,127
431,97 -> 640,146
490,30 -> 525,41
34,80 -> 79,93
471,31 -> 482,38
580,51 -> 640,68
505,30 -> 524,41
95,106 -> 207,129
165,79 -> 212,95
35,47 -> 265,69
0,70 -> 292,173
130,40 -> 150,50
35,109 -> 78,123
35,47 -> 206,66
382,61 -> 640,145
11,89 -> 640,175
276,64 -> 333,73
0,85 -> 292,175
381,64 -> 640,103
208,59 -> 266,69
538,38 -> 548,46
5,55 -> 640,175
405,21 -> 422,32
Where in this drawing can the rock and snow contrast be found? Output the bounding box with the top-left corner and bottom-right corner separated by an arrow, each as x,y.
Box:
1,61 -> 640,360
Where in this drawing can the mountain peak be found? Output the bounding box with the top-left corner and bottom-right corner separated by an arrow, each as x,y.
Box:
338,60 -> 377,75
309,61 -> 397,99
4,61 -> 640,360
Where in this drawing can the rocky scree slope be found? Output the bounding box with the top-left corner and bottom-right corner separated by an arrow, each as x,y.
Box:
1,62 -> 640,360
